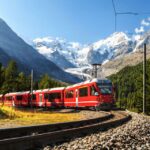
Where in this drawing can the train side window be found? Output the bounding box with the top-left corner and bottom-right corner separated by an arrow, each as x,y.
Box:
32,94 -> 36,100
65,90 -> 74,98
16,95 -> 23,100
90,86 -> 97,96
79,87 -> 88,97
6,96 -> 12,101
44,93 -> 49,99
48,92 -> 61,102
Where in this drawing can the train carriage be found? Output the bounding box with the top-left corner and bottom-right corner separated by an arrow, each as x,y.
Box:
64,78 -> 114,110
4,91 -> 30,107
31,87 -> 65,108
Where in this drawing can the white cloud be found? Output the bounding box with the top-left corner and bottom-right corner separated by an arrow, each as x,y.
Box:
135,26 -> 144,34
141,19 -> 150,26
133,34 -> 141,41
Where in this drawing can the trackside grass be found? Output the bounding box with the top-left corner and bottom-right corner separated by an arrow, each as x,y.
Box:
0,106 -> 81,127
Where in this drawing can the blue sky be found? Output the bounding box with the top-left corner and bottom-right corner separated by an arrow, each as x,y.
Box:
0,0 -> 150,43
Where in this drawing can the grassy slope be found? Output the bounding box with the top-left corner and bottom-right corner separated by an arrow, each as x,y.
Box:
0,106 -> 81,127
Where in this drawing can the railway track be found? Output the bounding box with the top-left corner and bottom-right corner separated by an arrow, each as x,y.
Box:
0,111 -> 131,150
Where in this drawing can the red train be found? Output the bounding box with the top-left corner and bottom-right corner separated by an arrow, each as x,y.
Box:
0,78 -> 115,110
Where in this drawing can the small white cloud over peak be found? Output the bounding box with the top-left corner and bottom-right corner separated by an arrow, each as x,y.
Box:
141,19 -> 150,26
132,34 -> 141,41
135,26 -> 144,34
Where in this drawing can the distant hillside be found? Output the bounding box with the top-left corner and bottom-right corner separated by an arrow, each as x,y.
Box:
0,18 -> 80,83
100,51 -> 150,77
109,59 -> 150,114
0,47 -> 31,73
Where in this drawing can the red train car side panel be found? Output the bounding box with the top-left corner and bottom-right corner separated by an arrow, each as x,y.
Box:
44,88 -> 64,108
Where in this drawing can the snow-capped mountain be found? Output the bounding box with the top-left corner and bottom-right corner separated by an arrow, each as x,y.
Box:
0,18 -> 80,83
77,32 -> 134,66
33,32 -> 134,69
33,31 -> 150,79
133,31 -> 150,52
33,37 -> 82,69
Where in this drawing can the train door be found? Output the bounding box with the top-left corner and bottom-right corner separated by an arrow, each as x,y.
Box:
89,85 -> 99,107
39,94 -> 43,107
64,89 -> 74,107
78,86 -> 88,107
75,89 -> 78,107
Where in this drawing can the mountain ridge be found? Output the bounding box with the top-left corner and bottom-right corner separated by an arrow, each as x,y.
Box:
0,18 -> 80,83
33,31 -> 150,79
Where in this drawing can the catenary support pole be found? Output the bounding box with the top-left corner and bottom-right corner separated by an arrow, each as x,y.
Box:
31,69 -> 33,108
92,64 -> 101,78
143,43 -> 146,114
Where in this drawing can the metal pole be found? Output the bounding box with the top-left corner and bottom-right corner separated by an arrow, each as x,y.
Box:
143,43 -> 146,114
92,64 -> 101,78
31,69 -> 33,108
95,65 -> 97,78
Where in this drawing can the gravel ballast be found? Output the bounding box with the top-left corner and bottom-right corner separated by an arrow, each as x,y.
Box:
44,111 -> 150,150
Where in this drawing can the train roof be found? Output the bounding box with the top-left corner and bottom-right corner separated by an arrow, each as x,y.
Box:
49,87 -> 65,91
3,87 -> 65,95
5,91 -> 30,96
66,78 -> 112,89
33,87 -> 65,93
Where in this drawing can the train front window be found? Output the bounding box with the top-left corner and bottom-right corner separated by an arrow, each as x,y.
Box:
90,85 -> 98,96
97,84 -> 112,95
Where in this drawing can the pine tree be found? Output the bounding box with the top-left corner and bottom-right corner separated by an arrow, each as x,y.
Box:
109,59 -> 150,114
1,60 -> 19,93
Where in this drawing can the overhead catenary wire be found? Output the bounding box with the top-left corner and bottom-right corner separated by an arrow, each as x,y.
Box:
112,0 -> 117,31
112,0 -> 150,31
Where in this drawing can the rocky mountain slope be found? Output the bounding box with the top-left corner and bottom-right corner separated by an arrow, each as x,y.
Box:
100,32 -> 150,77
33,31 -> 150,78
33,32 -> 134,69
0,18 -> 80,83
33,37 -> 81,69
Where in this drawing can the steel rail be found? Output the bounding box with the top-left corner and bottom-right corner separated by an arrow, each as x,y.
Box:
0,112 -> 131,150
0,112 -> 113,139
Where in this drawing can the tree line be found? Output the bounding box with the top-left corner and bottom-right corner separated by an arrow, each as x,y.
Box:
0,60 -> 66,94
109,59 -> 150,114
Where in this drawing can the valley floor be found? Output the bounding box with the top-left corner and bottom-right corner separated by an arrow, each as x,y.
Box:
0,106 -> 105,128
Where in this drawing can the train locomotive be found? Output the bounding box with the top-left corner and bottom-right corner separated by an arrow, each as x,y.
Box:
0,78 -> 115,110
